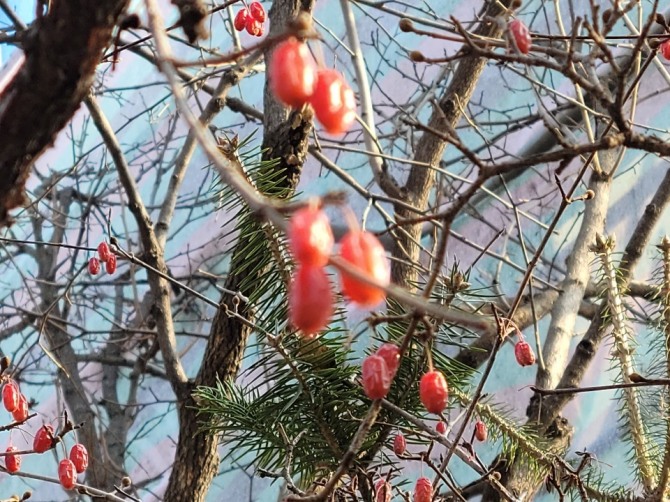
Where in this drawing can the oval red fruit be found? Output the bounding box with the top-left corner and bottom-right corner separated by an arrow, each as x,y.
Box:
374,479 -> 392,502
33,424 -> 54,453
514,340 -> 536,366
97,242 -> 111,262
234,8 -> 249,32
288,206 -> 334,266
69,443 -> 89,473
509,19 -> 531,54
105,254 -> 117,275
393,432 -> 406,456
269,38 -> 317,108
88,257 -> 101,276
375,343 -> 400,378
661,40 -> 670,61
340,231 -> 390,307
361,354 -> 391,400
58,459 -> 77,489
420,371 -> 449,415
436,421 -> 447,434
245,16 -> 263,36
2,381 -> 19,413
414,477 -> 432,502
288,265 -> 334,336
249,2 -> 266,22
5,446 -> 20,473
310,69 -> 356,134
12,394 -> 28,422
474,420 -> 488,442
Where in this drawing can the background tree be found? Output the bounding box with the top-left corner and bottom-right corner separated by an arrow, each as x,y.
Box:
1,0 -> 670,501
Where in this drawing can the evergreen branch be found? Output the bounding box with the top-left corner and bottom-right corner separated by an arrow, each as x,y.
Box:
655,236 -> 670,498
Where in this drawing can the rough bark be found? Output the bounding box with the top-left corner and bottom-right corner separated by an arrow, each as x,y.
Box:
0,0 -> 130,227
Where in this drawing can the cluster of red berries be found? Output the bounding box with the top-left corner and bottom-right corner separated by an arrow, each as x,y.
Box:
3,379 -> 28,422
270,38 -> 356,134
361,343 -> 400,400
30,424 -> 89,489
233,1 -> 266,37
88,241 -> 117,276
287,204 -> 390,336
508,19 -> 532,54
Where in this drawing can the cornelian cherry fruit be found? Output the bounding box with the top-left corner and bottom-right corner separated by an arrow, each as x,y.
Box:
361,354 -> 391,400
661,40 -> 670,60
509,19 -> 531,54
58,459 -> 77,489
374,479 -> 392,502
514,340 -> 536,366
414,477 -> 432,502
97,242 -> 111,262
234,8 -> 249,31
420,370 -> 449,414
375,343 -> 400,378
474,420 -> 488,442
70,443 -> 89,473
245,16 -> 263,36
288,265 -> 334,336
340,230 -> 390,306
249,2 -> 266,22
288,206 -> 334,266
436,421 -> 447,434
269,38 -> 316,108
393,432 -> 406,456
2,381 -> 19,413
33,424 -> 54,453
310,69 -> 356,134
12,394 -> 28,422
5,446 -> 20,473
105,254 -> 117,275
88,257 -> 101,276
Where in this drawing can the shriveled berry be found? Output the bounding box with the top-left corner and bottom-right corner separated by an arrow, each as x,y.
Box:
234,8 -> 249,32
474,420 -> 488,442
661,40 -> 670,60
88,257 -> 101,276
2,381 -> 20,413
58,459 -> 77,490
393,432 -> 406,456
340,230 -> 390,306
269,38 -> 317,108
436,421 -> 447,434
414,477 -> 432,502
514,340 -> 536,366
374,479 -> 392,502
69,443 -> 89,473
97,242 -> 111,262
105,254 -> 117,275
288,206 -> 334,266
11,394 -> 28,422
310,69 -> 356,134
249,2 -> 266,22
5,446 -> 20,473
420,371 -> 449,415
288,265 -> 334,336
245,16 -> 263,36
33,424 -> 54,453
361,354 -> 391,400
375,343 -> 400,378
509,19 -> 531,54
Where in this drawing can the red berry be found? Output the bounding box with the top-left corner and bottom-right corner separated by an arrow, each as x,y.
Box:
5,446 -> 20,473
2,381 -> 19,413
392,432 -> 406,456
509,19 -> 531,54
58,459 -> 77,490
374,479 -> 392,502
97,242 -> 111,262
419,371 -> 449,415
88,257 -> 101,276
69,443 -> 89,473
310,69 -> 356,134
249,2 -> 266,22
269,38 -> 317,108
11,394 -> 28,422
234,8 -> 249,31
514,340 -> 536,366
414,477 -> 432,502
436,421 -> 447,434
375,343 -> 400,378
288,206 -> 334,266
339,231 -> 390,306
288,265 -> 334,336
245,15 -> 263,36
661,40 -> 670,60
361,354 -> 391,400
474,420 -> 488,442
105,254 -> 117,275
33,424 -> 54,453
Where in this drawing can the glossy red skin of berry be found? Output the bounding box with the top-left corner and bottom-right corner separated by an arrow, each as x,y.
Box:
11,394 -> 28,422
70,443 -> 89,473
5,446 -> 20,473
393,432 -> 406,456
105,254 -> 117,275
509,19 -> 531,54
33,424 -> 54,453
97,242 -> 111,262
420,371 -> 449,414
58,459 -> 77,490
245,16 -> 263,36
414,477 -> 432,502
474,420 -> 488,442
514,340 -> 536,366
269,38 -> 316,108
361,354 -> 391,400
436,421 -> 447,434
249,2 -> 266,22
288,265 -> 334,336
88,257 -> 101,276
375,343 -> 400,378
661,40 -> 670,60
234,8 -> 249,31
2,381 -> 19,413
310,69 -> 356,134
340,231 -> 390,307
288,206 -> 334,266
374,479 -> 392,502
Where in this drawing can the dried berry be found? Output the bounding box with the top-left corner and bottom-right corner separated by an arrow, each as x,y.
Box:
288,265 -> 334,336
509,19 -> 531,54
249,2 -> 266,22
474,420 -> 488,442
88,257 -> 101,276
105,254 -> 117,275
514,340 -> 536,366
375,343 -> 400,378
436,421 -> 447,434
339,230 -> 390,306
58,459 -> 77,490
97,242 -> 111,262
2,381 -> 19,413
393,432 -> 406,456
420,371 -> 449,414
11,394 -> 28,422
245,15 -> 263,36
310,69 -> 356,134
69,443 -> 89,473
269,38 -> 317,108
414,476 -> 432,502
361,354 -> 391,400
33,424 -> 54,453
661,40 -> 670,60
288,206 -> 334,266
374,479 -> 392,502
234,8 -> 249,32
5,446 -> 20,473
